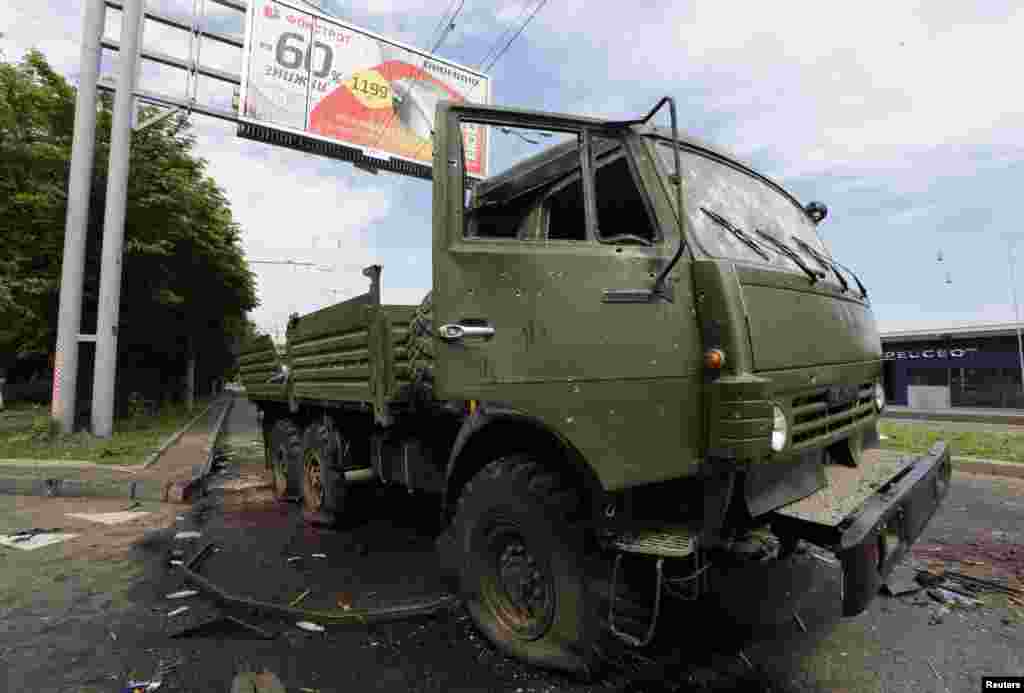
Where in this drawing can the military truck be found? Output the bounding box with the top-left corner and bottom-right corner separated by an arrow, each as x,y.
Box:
237,97 -> 951,672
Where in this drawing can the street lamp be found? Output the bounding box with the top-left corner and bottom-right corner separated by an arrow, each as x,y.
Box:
1008,238 -> 1024,396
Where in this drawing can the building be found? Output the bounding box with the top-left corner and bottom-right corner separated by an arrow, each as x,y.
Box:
880,322 -> 1024,410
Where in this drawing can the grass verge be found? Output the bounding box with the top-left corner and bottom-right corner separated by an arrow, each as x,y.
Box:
0,398 -> 214,466
879,420 -> 1024,463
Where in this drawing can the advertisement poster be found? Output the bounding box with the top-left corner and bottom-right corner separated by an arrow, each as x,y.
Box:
240,1 -> 491,177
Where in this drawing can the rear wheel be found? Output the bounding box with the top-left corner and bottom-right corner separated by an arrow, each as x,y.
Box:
452,456 -> 598,674
269,419 -> 302,501
301,421 -> 348,526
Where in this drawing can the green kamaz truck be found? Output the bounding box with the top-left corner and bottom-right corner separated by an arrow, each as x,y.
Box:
238,98 -> 951,672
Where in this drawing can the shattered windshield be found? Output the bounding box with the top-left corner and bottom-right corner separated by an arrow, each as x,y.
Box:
653,140 -> 856,291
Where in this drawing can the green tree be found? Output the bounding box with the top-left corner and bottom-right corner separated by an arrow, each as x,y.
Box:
0,50 -> 258,415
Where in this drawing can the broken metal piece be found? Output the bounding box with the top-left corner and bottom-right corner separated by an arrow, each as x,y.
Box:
738,651 -> 753,669
793,611 -> 808,633
289,590 -> 311,607
296,621 -> 325,633
166,590 -> 199,600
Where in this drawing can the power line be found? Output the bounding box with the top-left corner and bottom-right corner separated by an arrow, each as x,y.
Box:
477,0 -> 533,68
483,0 -> 550,71
424,0 -> 461,52
430,0 -> 466,54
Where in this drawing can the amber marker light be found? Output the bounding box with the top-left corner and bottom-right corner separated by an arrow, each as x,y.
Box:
704,349 -> 725,369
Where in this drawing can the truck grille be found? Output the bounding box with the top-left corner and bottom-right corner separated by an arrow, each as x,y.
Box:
790,382 -> 876,447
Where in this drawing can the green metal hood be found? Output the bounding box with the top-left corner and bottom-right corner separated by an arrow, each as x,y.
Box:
733,264 -> 881,372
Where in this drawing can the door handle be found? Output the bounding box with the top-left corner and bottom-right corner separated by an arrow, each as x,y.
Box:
439,323 -> 495,342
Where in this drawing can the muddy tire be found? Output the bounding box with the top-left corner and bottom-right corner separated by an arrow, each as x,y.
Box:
300,421 -> 348,526
269,419 -> 302,502
452,456 -> 599,674
407,291 -> 434,404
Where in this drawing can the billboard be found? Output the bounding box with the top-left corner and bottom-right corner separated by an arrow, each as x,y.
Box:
239,0 -> 491,178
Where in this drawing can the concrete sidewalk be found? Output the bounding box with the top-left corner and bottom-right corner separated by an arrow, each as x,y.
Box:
885,405 -> 1024,425
0,395 -> 234,502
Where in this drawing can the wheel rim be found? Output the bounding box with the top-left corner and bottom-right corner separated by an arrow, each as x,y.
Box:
273,444 -> 289,497
481,524 -> 555,641
303,450 -> 324,512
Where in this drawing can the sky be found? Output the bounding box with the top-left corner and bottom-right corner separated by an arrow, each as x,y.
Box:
2,0 -> 1023,340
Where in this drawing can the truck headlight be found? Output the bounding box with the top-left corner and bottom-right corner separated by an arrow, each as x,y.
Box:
874,382 -> 885,411
771,404 -> 788,452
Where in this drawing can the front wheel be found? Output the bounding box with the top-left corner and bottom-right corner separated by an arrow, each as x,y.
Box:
452,456 -> 598,674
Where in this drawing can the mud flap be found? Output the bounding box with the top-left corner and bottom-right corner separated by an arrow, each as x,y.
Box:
770,442 -> 952,617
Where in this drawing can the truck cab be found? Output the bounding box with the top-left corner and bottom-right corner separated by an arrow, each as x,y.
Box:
430,100 -> 950,661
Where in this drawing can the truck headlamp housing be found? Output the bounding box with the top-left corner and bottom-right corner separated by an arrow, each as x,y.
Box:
874,382 -> 885,411
771,404 -> 788,452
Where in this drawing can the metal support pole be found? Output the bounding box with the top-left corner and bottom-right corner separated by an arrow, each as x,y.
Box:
1009,239 -> 1024,397
51,0 -> 108,434
91,0 -> 145,437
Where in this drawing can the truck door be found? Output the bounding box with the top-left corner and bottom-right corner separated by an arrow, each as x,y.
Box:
432,104 -> 704,490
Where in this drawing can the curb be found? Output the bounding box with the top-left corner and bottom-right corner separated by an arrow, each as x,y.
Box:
953,458 -> 1024,480
883,411 -> 1024,426
141,396 -> 220,469
166,394 -> 236,504
0,395 -> 233,502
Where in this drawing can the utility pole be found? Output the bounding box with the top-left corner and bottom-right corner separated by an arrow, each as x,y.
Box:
51,0 -> 107,434
91,0 -> 145,437
1009,238 -> 1024,396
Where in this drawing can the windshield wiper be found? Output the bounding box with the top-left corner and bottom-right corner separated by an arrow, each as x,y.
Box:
700,207 -> 771,261
752,229 -> 825,283
790,236 -> 868,299
791,236 -> 849,292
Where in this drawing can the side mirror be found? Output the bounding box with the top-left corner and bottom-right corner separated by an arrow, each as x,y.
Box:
806,201 -> 828,224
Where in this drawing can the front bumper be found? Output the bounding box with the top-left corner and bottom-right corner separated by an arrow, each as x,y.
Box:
770,441 -> 952,617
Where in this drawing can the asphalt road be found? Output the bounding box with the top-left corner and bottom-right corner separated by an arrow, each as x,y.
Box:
0,400 -> 1020,692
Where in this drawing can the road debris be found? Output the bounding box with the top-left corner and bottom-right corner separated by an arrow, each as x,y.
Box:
928,587 -> 982,608
929,605 -> 951,624
792,612 -> 808,633
167,607 -> 190,618
110,631 -> 117,641
173,531 -> 202,541
296,621 -> 325,633
231,670 -> 286,693
311,553 -> 327,559
926,658 -> 948,693
169,560 -> 184,567
287,556 -> 302,564
165,590 -> 199,600
882,564 -> 922,596
737,651 -> 753,669
289,589 -> 311,607
0,531 -> 79,551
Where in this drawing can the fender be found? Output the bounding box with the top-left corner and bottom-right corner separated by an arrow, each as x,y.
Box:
441,402 -> 606,523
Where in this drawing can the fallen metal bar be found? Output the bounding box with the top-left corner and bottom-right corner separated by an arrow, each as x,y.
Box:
105,1 -> 244,48
101,38 -> 241,85
180,545 -> 458,625
96,84 -> 238,123
187,542 -> 218,571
